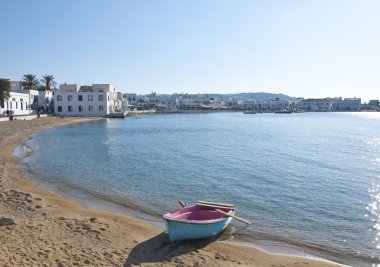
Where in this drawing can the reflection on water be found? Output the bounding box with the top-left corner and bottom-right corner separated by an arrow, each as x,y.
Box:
365,132 -> 380,265
347,112 -> 380,120
368,179 -> 380,265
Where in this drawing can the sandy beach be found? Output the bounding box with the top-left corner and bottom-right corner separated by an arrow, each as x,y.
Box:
0,117 -> 344,267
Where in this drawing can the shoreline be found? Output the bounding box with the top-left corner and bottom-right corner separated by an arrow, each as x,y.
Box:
0,117 -> 344,266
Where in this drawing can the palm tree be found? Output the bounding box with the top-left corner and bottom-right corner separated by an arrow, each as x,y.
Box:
0,78 -> 11,103
21,74 -> 39,90
41,74 -> 56,91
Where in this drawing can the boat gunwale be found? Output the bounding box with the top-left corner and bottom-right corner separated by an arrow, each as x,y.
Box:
162,214 -> 230,225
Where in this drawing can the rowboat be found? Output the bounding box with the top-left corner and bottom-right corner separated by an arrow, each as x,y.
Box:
274,109 -> 292,114
163,200 -> 248,242
243,110 -> 256,114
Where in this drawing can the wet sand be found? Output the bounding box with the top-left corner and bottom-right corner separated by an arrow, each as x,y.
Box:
0,117 -> 345,266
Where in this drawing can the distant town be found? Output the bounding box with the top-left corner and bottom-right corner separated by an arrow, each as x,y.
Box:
0,78 -> 379,120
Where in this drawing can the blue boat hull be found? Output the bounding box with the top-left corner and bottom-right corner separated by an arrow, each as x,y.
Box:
164,217 -> 232,242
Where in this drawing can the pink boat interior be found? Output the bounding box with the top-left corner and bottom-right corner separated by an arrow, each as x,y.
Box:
164,204 -> 233,222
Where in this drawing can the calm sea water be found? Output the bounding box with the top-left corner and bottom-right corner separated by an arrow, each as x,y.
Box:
18,112 -> 380,266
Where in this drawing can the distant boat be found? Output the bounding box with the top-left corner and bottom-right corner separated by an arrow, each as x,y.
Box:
163,200 -> 250,242
274,110 -> 293,114
243,111 -> 256,114
106,111 -> 129,118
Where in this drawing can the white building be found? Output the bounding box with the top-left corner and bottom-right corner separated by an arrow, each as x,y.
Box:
253,100 -> 269,110
296,98 -> 334,111
10,80 -> 23,91
0,91 -> 32,116
238,100 -> 256,110
368,99 -> 379,107
295,97 -> 362,111
54,83 -> 120,117
175,94 -> 210,110
209,97 -> 227,110
269,99 -> 291,110
0,81 -> 53,116
122,93 -> 212,111
122,93 -> 149,110
334,97 -> 361,111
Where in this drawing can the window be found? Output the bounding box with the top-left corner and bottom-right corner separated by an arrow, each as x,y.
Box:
21,103 -> 23,110
78,106 -> 83,112
98,95 -> 103,101
57,95 -> 62,101
0,101 -> 4,108
88,95 -> 93,101
16,102 -> 18,109
68,106 -> 73,112
58,106 -> 62,112
68,95 -> 73,101
99,105 -> 104,112
78,95 -> 83,101
89,105 -> 93,112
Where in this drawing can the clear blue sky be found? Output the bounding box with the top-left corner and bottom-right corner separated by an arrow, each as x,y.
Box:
1,0 -> 379,101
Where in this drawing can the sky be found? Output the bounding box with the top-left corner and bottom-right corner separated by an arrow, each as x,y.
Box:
1,0 -> 379,101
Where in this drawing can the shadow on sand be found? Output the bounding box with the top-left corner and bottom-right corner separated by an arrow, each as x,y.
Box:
124,227 -> 233,267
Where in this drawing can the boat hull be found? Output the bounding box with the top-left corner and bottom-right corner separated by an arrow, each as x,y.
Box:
164,217 -> 232,241
163,205 -> 234,242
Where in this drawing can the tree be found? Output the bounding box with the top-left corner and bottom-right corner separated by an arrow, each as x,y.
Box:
21,74 -> 39,90
0,79 -> 11,104
40,74 -> 56,91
